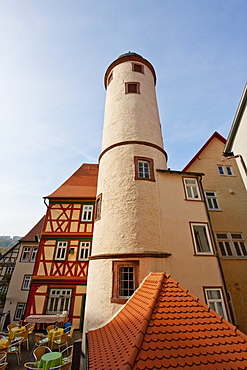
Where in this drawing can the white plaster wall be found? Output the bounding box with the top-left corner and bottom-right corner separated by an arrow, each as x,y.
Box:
84,56 -> 167,332
102,60 -> 164,151
231,106 -> 247,190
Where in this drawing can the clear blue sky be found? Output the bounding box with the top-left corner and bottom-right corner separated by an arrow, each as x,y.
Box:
0,0 -> 247,236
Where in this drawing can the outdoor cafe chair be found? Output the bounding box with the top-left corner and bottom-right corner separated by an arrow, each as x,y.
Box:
33,333 -> 50,350
24,362 -> 40,369
7,324 -> 17,332
0,362 -> 8,370
0,352 -> 7,364
33,345 -> 51,361
53,333 -> 69,352
50,361 -> 71,370
46,325 -> 55,334
61,345 -> 73,363
17,328 -> 30,350
5,337 -> 23,365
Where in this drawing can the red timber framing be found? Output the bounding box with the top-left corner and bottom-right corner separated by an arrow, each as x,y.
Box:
25,164 -> 98,330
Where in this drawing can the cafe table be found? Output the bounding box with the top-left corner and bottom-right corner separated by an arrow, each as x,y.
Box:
9,326 -> 26,342
37,351 -> 62,370
47,328 -> 64,350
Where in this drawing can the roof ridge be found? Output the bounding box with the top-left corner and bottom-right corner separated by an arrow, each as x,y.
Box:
122,273 -> 166,370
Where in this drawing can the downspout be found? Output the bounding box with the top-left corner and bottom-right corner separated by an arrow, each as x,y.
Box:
226,154 -> 247,177
198,176 -> 237,326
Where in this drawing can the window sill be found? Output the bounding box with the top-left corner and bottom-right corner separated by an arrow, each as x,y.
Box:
111,297 -> 128,304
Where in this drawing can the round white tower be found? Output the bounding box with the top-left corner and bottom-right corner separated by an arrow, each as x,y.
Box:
84,52 -> 168,331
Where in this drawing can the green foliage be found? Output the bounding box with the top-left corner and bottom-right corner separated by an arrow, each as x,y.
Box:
0,236 -> 21,248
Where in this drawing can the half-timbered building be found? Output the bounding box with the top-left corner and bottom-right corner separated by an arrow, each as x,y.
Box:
25,163 -> 98,330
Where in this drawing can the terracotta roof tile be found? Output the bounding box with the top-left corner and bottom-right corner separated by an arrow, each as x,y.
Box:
20,215 -> 45,241
46,163 -> 98,198
87,273 -> 247,369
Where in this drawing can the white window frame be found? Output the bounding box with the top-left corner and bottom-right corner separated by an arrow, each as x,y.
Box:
21,246 -> 38,262
22,275 -> 32,290
204,288 -> 228,320
217,232 -> 247,258
118,266 -> 135,298
30,247 -> 38,262
81,204 -> 94,222
191,223 -> 214,255
205,191 -> 220,210
21,247 -> 31,262
183,178 -> 201,200
54,241 -> 68,261
1,286 -> 8,294
217,165 -> 234,176
78,241 -> 91,261
6,266 -> 14,275
138,161 -> 151,179
46,288 -> 72,314
14,303 -> 26,321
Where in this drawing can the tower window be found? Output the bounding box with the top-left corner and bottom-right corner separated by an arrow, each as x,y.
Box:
134,156 -> 155,181
95,194 -> 102,221
112,261 -> 139,304
125,82 -> 140,94
132,63 -> 144,74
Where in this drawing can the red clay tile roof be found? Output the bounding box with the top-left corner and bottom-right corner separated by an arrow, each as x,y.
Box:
46,163 -> 98,199
87,273 -> 247,370
20,215 -> 45,242
183,131 -> 226,171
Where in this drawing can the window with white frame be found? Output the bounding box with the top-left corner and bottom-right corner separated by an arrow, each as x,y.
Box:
14,303 -> 26,321
205,191 -> 220,210
191,223 -> 214,254
1,286 -> 8,294
134,157 -> 155,181
30,247 -> 38,262
22,275 -> 32,290
54,241 -> 68,261
21,246 -> 38,262
81,205 -> 94,222
217,233 -> 247,258
204,288 -> 227,319
183,178 -> 201,200
78,241 -> 91,261
6,266 -> 14,275
217,165 -> 234,176
46,288 -> 72,314
138,161 -> 150,179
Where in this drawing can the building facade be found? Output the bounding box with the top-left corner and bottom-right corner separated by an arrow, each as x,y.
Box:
184,131 -> 247,334
84,53 -> 229,333
25,164 -> 98,330
3,216 -> 44,323
224,83 -> 247,190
